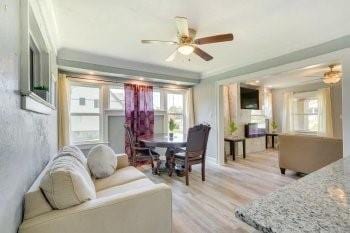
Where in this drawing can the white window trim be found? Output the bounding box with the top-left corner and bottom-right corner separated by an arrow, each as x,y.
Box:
68,80 -> 188,145
292,92 -> 320,134
20,0 -> 56,114
69,81 -> 105,145
164,89 -> 187,133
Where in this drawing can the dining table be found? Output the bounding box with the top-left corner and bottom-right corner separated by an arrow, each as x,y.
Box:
138,133 -> 187,175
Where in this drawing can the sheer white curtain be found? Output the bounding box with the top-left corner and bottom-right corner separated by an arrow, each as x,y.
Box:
317,87 -> 333,137
282,92 -> 294,133
58,73 -> 71,148
185,87 -> 195,131
223,84 -> 238,135
264,89 -> 273,120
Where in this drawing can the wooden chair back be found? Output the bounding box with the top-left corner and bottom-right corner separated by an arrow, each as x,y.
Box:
186,124 -> 211,159
124,124 -> 136,155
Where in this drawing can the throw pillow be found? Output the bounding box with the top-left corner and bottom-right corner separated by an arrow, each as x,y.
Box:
40,152 -> 96,209
87,145 -> 117,179
60,145 -> 90,174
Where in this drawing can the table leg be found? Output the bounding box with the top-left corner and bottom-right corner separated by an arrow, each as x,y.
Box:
243,140 -> 246,159
232,141 -> 235,161
272,135 -> 275,148
265,135 -> 268,149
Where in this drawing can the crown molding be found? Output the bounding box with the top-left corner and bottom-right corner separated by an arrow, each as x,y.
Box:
201,35 -> 350,82
57,49 -> 201,84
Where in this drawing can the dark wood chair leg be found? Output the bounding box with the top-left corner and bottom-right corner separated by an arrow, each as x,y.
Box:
168,156 -> 174,177
280,168 -> 286,175
189,165 -> 192,172
242,140 -> 246,159
201,161 -> 205,181
185,163 -> 189,186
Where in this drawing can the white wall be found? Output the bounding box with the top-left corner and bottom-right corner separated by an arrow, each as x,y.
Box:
193,82 -> 217,159
272,82 -> 343,138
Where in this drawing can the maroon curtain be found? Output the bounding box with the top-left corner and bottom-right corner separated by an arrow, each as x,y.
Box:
124,83 -> 154,159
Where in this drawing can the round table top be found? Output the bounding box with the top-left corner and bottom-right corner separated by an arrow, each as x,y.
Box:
139,133 -> 187,148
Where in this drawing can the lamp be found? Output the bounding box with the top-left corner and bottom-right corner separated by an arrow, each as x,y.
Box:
323,65 -> 341,84
177,45 -> 194,55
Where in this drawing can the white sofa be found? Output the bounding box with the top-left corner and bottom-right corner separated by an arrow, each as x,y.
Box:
19,153 -> 172,233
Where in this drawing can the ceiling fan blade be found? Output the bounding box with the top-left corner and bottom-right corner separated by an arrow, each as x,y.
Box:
193,47 -> 213,61
175,16 -> 189,37
166,50 -> 178,62
301,78 -> 322,83
141,40 -> 178,45
194,33 -> 234,45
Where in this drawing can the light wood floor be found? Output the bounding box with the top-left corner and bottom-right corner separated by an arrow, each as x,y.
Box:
139,149 -> 299,233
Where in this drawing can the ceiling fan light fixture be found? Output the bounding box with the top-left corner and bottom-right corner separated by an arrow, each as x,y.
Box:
323,65 -> 341,84
177,45 -> 194,55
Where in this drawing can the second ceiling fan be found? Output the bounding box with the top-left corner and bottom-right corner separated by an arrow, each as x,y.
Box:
141,16 -> 234,62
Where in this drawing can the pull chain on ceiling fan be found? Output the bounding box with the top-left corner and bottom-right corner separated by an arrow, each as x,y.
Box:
141,16 -> 234,62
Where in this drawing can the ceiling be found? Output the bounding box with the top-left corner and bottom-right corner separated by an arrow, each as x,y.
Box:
50,0 -> 350,78
245,64 -> 342,89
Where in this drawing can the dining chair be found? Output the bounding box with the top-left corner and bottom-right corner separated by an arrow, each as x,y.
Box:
124,124 -> 160,172
171,124 -> 211,185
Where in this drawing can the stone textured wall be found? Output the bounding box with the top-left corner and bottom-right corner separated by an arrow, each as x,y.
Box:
0,1 -> 58,232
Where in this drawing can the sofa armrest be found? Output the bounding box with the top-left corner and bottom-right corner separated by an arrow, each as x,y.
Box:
19,184 -> 172,233
115,153 -> 129,169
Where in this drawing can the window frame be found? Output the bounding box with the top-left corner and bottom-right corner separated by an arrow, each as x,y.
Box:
164,89 -> 187,134
20,0 -> 56,114
68,80 -> 188,145
69,81 -> 104,144
292,92 -> 320,134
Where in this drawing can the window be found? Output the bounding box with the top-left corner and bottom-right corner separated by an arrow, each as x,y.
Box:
293,96 -> 319,133
108,87 -> 165,111
70,85 -> 101,143
153,91 -> 161,110
167,93 -> 184,133
69,82 -> 187,144
109,87 -> 125,110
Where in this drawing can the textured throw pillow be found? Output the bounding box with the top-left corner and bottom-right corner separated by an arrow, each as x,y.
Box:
87,145 -> 117,179
60,145 -> 90,174
40,153 -> 96,209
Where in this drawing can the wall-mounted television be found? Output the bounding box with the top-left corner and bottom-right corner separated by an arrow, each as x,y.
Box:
240,87 -> 259,110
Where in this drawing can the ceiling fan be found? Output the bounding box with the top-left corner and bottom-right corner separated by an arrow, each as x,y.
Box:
302,65 -> 342,84
141,16 -> 234,62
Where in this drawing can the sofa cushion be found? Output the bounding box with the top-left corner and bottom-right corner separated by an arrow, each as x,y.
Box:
96,178 -> 154,198
24,161 -> 53,220
115,153 -> 129,169
87,145 -> 117,178
40,153 -> 96,209
94,166 -> 146,192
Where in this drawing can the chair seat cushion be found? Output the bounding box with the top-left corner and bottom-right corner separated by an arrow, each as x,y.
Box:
94,166 -> 146,191
174,152 -> 202,159
174,152 -> 186,158
96,178 -> 154,198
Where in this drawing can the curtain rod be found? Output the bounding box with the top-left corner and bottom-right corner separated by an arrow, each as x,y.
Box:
63,72 -> 192,90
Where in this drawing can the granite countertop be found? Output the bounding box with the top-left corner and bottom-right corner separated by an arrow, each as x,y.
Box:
235,157 -> 350,233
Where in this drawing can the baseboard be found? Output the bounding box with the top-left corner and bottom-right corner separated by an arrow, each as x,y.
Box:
206,156 -> 217,164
